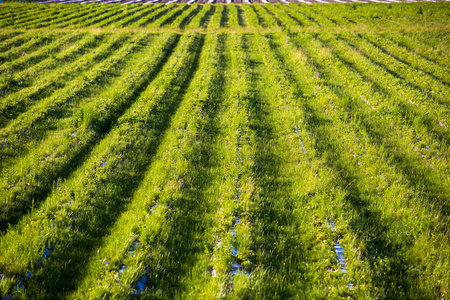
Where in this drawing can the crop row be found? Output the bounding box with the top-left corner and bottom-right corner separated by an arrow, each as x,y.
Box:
270,30 -> 449,297
0,28 -> 449,299
72,32 -> 225,299
0,33 -> 178,230
0,2 -> 448,29
0,33 -> 126,127
0,32 -> 199,298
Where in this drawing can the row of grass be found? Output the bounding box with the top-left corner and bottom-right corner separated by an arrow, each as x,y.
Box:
70,32 -> 225,299
0,33 -> 124,127
0,32 -> 201,298
1,2 -> 449,30
203,33 -> 256,298
0,32 -> 89,94
0,33 -> 178,230
246,32 -> 356,298
269,30 -> 449,297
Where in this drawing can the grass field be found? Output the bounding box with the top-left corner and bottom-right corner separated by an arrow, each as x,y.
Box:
0,2 -> 449,299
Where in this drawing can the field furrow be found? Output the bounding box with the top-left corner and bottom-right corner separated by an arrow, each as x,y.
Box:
92,4 -> 147,28
0,32 -> 123,127
207,4 -> 224,29
0,34 -> 97,101
0,33 -> 202,299
45,6 -> 95,28
62,5 -> 116,28
168,3 -> 200,28
0,32 -> 59,65
0,7 -> 53,27
297,32 -> 450,171
147,3 -> 188,28
0,33 -> 143,163
110,4 -> 163,28
0,32 -> 29,51
271,31 -> 449,297
184,33 -> 256,298
82,5 -> 130,28
382,30 -> 450,69
23,6 -> 87,29
340,31 -> 450,110
0,32 -> 80,80
185,3 -> 214,29
0,33 -> 178,232
131,4 -> 172,27
69,31 -> 224,300
9,6 -> 80,29
322,32 -> 450,131
246,32 -> 361,298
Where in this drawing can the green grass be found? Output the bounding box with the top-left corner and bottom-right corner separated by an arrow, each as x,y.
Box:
0,2 -> 449,299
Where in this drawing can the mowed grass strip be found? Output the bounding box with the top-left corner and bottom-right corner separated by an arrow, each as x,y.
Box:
273,31 -> 450,298
0,33 -> 177,232
70,32 -> 224,299
191,33 -> 257,299
310,31 -> 450,169
0,33 -> 202,298
0,32 -> 82,82
0,32 -> 146,165
0,32 -> 59,65
0,32 -> 122,127
0,32 -> 88,93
